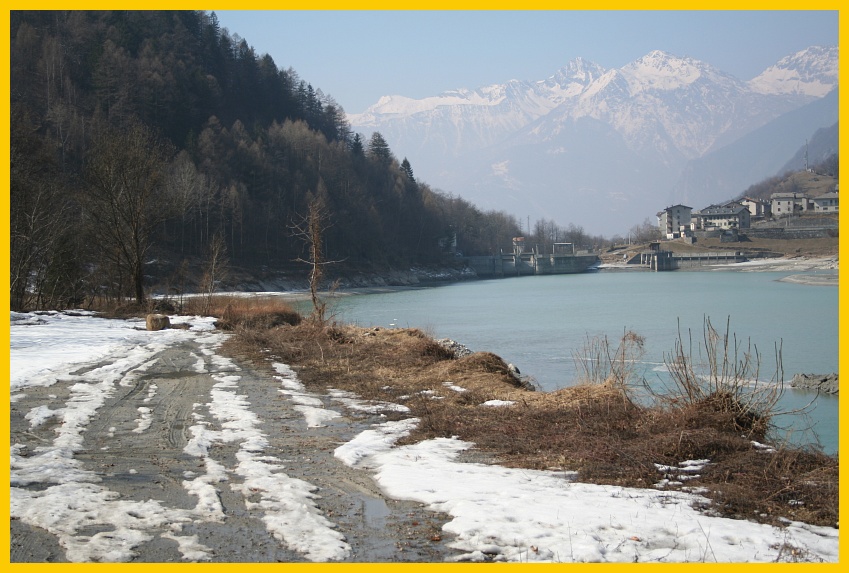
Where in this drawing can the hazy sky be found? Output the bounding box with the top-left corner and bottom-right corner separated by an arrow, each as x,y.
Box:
215,10 -> 838,114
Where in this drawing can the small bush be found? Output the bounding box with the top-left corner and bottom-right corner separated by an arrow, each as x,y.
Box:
659,316 -> 785,431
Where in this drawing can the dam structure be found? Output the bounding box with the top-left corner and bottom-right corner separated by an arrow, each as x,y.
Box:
463,238 -> 599,278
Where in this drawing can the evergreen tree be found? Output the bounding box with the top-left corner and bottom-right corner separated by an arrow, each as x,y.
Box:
401,157 -> 415,182
366,131 -> 393,165
350,133 -> 364,157
8,9 -> 532,309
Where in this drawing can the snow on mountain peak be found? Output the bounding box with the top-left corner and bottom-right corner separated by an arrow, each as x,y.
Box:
619,50 -> 709,94
554,57 -> 607,81
541,57 -> 607,98
351,46 -> 835,125
748,45 -> 838,97
348,88 -> 508,125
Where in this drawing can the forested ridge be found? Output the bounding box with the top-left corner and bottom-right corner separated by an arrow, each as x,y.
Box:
13,10 -> 579,310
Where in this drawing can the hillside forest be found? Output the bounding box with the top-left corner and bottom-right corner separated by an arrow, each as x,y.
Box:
13,12 -> 834,312
11,10 -> 621,311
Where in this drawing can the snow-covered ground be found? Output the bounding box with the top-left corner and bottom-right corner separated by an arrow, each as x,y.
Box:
9,311 -> 839,562
598,256 -> 838,273
706,256 -> 838,272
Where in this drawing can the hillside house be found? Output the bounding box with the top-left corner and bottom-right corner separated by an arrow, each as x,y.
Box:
812,191 -> 839,213
771,192 -> 811,216
739,196 -> 771,219
656,204 -> 692,239
693,202 -> 751,230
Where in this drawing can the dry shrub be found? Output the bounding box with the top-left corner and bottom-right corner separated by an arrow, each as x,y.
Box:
690,391 -> 769,438
660,316 -> 786,431
404,336 -> 457,362
573,330 -> 646,388
458,352 -> 512,374
525,380 -> 631,408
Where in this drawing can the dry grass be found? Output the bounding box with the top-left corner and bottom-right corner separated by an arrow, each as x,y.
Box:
182,294 -> 302,330
223,320 -> 838,529
80,293 -> 303,333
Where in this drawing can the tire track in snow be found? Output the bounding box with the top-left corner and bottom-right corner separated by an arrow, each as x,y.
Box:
10,318 -> 349,562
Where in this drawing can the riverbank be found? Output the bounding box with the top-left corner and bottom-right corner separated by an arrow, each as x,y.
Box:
593,255 -> 839,287
207,255 -> 838,305
10,312 -> 456,562
10,304 -> 838,562
704,256 -> 838,287
228,316 -> 839,537
705,255 -> 838,272
217,265 -> 478,295
779,273 -> 839,286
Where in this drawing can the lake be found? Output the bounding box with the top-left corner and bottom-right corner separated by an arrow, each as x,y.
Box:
306,269 -> 840,453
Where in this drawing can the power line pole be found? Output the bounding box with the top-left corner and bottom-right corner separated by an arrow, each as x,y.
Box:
805,139 -> 809,172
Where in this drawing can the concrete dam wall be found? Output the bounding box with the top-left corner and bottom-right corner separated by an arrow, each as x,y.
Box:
463,253 -> 599,278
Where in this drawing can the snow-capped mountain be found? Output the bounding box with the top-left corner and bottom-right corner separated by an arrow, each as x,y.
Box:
348,57 -> 606,159
348,46 -> 838,235
526,51 -> 783,160
748,46 -> 839,97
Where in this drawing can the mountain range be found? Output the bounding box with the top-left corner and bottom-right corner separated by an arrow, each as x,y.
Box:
349,46 -> 838,236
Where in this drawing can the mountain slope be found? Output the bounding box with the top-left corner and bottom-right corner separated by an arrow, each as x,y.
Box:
672,88 -> 839,208
777,121 -> 839,175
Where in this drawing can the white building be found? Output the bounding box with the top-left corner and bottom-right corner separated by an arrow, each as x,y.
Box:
812,191 -> 839,213
693,203 -> 751,230
738,196 -> 771,219
656,204 -> 692,239
770,192 -> 811,217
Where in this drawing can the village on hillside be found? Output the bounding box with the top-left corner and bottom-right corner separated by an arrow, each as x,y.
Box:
596,171 -> 840,271
657,183 -> 839,242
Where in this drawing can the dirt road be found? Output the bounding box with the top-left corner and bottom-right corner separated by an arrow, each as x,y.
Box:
10,329 -> 457,562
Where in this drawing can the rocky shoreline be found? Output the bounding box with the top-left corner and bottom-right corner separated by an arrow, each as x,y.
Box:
789,373 -> 839,395
218,265 -> 478,296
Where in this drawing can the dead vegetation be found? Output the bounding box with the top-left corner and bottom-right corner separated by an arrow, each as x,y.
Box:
187,294 -> 302,330
213,300 -> 837,529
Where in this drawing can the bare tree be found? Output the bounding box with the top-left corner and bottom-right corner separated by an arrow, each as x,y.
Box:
199,232 -> 229,315
82,120 -> 175,305
165,151 -> 210,254
10,107 -> 73,310
629,217 -> 661,244
290,195 -> 342,323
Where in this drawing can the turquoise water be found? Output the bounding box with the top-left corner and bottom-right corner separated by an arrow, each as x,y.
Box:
320,270 -> 839,453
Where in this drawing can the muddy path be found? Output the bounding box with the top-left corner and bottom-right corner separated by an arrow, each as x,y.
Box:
10,330 -> 458,562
